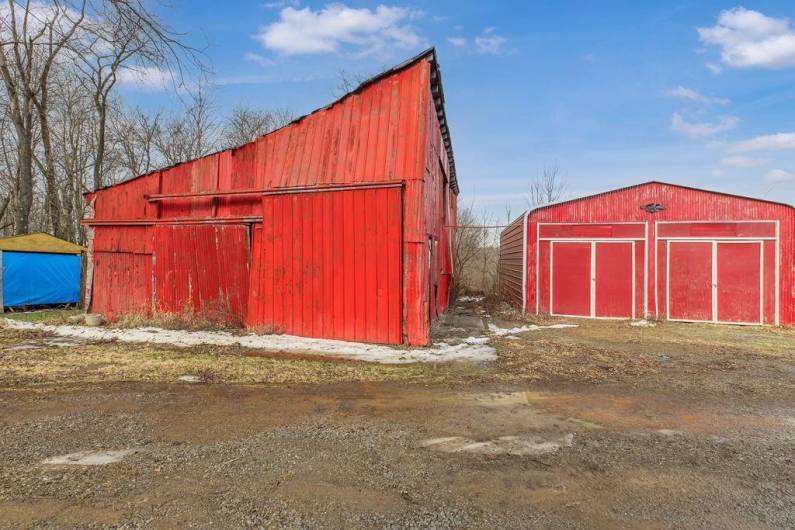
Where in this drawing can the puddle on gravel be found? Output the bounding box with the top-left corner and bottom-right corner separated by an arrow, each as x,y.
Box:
42,449 -> 136,466
421,433 -> 574,456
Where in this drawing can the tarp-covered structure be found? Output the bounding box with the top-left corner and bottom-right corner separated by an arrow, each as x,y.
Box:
0,233 -> 85,308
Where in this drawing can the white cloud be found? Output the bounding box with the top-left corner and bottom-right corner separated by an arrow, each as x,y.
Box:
475,27 -> 506,55
731,132 -> 795,152
765,169 -> 795,183
262,1 -> 299,9
447,37 -> 466,47
698,7 -> 795,69
256,4 -> 424,55
244,52 -> 273,67
706,62 -> 723,74
116,66 -> 171,92
720,155 -> 767,167
665,85 -> 729,105
670,112 -> 739,138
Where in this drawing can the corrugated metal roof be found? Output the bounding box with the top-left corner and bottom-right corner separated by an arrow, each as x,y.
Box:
505,181 -> 795,231
0,233 -> 85,254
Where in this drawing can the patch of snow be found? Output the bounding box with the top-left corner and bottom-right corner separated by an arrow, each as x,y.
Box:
656,429 -> 685,437
3,319 -> 496,365
488,323 -> 577,336
463,336 -> 491,345
631,320 -> 656,327
43,449 -> 136,466
420,433 -> 574,456
505,335 -> 520,340
457,295 -> 484,303
178,375 -> 202,383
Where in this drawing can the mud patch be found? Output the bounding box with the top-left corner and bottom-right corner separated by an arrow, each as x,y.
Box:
4,337 -> 88,351
42,449 -> 137,466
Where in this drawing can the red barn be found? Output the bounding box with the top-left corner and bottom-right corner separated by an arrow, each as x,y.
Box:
500,181 -> 795,326
83,49 -> 457,346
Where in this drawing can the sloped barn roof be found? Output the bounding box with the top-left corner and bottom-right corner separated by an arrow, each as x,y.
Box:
0,233 -> 85,254
92,47 -> 458,195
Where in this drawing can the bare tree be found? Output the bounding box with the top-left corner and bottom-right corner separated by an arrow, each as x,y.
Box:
155,87 -> 217,166
527,164 -> 567,209
73,0 -> 204,190
0,0 -> 87,235
220,105 -> 294,149
112,105 -> 160,178
333,69 -> 370,98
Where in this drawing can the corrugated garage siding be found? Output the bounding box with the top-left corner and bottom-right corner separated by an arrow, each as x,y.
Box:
247,186 -> 403,344
523,181 -> 795,325
499,213 -> 526,309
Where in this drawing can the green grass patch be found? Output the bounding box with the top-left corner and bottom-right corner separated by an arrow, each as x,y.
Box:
3,308 -> 84,324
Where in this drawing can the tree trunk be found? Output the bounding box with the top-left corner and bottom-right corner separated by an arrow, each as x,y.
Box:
14,136 -> 33,235
93,99 -> 106,190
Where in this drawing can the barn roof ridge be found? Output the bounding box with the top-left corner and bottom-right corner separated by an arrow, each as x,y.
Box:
505,180 -> 794,229
91,48 -> 458,194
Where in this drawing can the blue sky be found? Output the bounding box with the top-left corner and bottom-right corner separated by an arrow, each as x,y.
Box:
119,1 -> 795,219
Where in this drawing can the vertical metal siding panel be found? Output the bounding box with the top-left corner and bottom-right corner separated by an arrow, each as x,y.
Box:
390,187 -> 403,343
271,197 -> 283,328
332,192 -> 345,338
364,188 -> 378,341
302,193 -> 314,337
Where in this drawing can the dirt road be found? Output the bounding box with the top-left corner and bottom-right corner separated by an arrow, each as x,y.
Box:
1,304 -> 794,528
1,377 -> 793,529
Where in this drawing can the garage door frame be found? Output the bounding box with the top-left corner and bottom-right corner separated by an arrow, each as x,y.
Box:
657,220 -> 779,326
539,222 -> 648,320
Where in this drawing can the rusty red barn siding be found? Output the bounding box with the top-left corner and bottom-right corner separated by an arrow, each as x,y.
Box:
500,181 -> 795,326
83,49 -> 457,346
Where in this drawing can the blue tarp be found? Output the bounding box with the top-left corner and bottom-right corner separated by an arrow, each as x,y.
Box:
3,251 -> 81,307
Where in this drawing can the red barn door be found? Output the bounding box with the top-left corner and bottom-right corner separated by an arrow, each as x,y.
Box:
550,242 -> 591,317
716,242 -> 762,324
666,239 -> 763,324
594,242 -> 634,318
667,241 -> 713,322
550,241 -> 636,319
247,186 -> 403,344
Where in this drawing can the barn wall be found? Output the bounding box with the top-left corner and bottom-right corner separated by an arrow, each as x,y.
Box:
85,53 -> 455,345
247,187 -> 403,344
422,80 -> 455,325
521,182 -> 794,325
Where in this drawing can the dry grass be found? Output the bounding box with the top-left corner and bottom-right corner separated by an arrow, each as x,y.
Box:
0,328 -> 481,386
113,306 -> 243,333
2,307 -> 795,398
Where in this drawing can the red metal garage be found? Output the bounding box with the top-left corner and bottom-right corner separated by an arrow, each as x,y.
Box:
82,49 -> 457,346
499,181 -> 795,326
